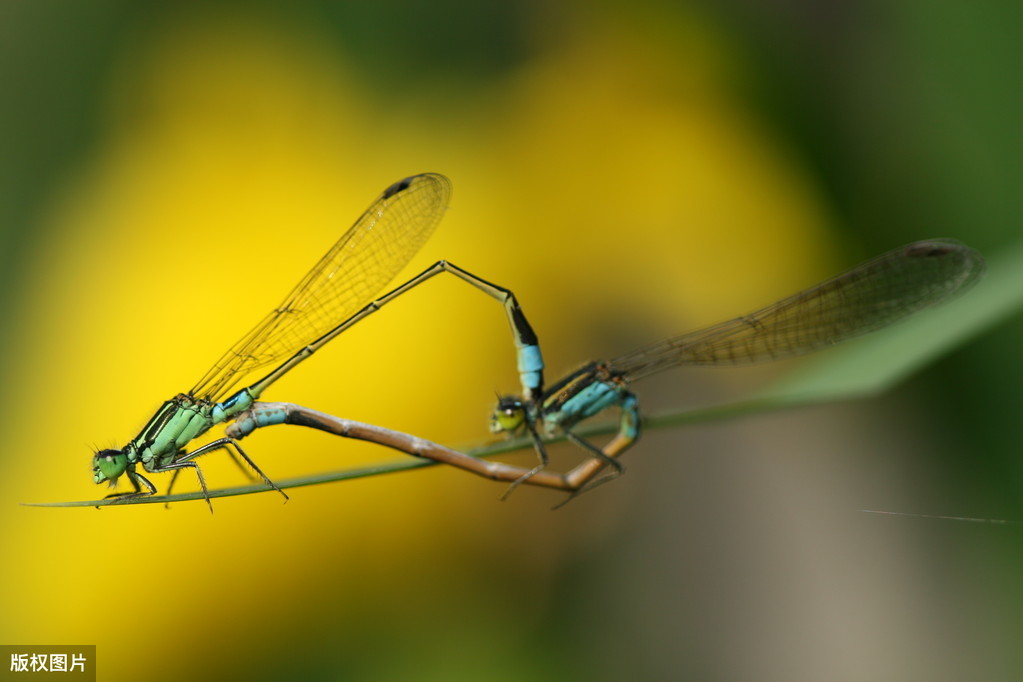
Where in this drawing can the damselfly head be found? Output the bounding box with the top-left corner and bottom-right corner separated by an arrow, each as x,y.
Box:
92,449 -> 128,485
490,396 -> 526,434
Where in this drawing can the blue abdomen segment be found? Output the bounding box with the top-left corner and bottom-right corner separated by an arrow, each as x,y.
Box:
211,389 -> 255,423
228,405 -> 289,439
517,344 -> 545,394
619,393 -> 640,441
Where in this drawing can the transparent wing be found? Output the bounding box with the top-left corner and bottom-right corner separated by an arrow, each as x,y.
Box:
613,239 -> 985,380
190,173 -> 451,401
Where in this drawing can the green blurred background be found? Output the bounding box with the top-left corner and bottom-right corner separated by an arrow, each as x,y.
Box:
2,1 -> 1021,680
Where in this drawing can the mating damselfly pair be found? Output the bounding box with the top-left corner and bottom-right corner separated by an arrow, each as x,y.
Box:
92,173 -> 984,510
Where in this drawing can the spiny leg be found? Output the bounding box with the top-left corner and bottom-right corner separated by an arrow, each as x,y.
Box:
543,433 -> 629,509
102,468 -> 156,506
183,438 -> 288,501
567,432 -> 626,477
499,423 -> 550,500
220,439 -> 288,501
163,447 -> 255,505
225,447 -> 257,479
555,394 -> 640,507
162,437 -> 289,510
155,460 -> 214,514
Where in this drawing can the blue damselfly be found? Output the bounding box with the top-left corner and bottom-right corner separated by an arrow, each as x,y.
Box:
487,239 -> 984,496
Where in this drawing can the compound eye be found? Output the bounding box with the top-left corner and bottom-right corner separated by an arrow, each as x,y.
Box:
92,449 -> 128,483
490,397 -> 525,433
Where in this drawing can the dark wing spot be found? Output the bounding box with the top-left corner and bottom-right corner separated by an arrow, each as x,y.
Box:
381,176 -> 415,199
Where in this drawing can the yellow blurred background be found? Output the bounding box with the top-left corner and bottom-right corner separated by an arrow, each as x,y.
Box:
1,2 -> 1021,680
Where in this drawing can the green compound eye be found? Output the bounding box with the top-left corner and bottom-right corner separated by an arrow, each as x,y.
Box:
92,450 -> 128,483
490,397 -> 525,433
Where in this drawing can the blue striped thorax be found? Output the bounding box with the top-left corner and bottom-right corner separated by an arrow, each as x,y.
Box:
538,362 -> 628,434
489,361 -> 630,438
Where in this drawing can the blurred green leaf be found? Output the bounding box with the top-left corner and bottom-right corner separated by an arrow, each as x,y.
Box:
646,239 -> 1023,430
762,240 -> 1023,402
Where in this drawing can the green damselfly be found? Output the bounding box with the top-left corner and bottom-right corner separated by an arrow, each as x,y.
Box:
93,173 -> 545,511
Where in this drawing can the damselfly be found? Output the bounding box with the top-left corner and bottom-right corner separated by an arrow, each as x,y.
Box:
92,173 -> 545,511
487,239 -> 984,497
